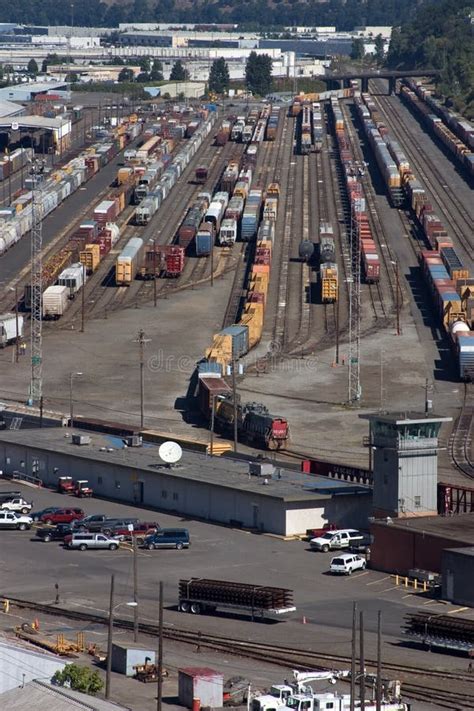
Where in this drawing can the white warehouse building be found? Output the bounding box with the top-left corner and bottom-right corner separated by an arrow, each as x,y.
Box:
0,428 -> 372,536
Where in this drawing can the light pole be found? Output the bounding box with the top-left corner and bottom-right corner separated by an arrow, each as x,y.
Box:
391,260 -> 401,336
69,371 -> 83,427
105,574 -> 137,700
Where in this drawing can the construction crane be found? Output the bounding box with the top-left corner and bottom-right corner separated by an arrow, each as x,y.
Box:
348,194 -> 362,404
29,158 -> 46,405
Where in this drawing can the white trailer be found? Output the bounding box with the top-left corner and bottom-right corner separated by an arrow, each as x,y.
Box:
0,312 -> 24,347
57,262 -> 87,296
219,218 -> 238,246
42,285 -> 69,319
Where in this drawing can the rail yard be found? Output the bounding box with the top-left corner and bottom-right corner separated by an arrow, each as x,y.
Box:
0,77 -> 473,711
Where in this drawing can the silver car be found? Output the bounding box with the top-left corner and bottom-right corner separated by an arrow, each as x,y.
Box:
67,532 -> 120,551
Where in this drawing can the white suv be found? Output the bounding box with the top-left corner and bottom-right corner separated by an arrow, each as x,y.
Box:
330,553 -> 366,575
1,498 -> 32,514
0,511 -> 33,530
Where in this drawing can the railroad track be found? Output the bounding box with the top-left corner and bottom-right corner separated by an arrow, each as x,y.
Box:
4,595 -> 474,708
449,382 -> 474,479
370,80 -> 473,262
339,101 -> 396,324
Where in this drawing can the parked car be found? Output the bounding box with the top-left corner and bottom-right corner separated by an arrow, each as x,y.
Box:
40,508 -> 84,525
310,529 -> 363,552
101,518 -> 139,535
348,535 -> 372,554
71,514 -> 109,532
31,506 -> 62,522
66,532 -> 120,551
306,522 -> 337,540
109,521 -> 160,540
1,497 -> 33,514
330,553 -> 366,575
36,523 -> 74,542
142,528 -> 190,550
0,511 -> 33,530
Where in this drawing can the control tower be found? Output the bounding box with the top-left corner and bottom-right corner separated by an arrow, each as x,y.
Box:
360,412 -> 452,518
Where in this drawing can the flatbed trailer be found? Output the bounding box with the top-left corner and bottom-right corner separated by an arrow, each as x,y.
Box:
178,578 -> 295,621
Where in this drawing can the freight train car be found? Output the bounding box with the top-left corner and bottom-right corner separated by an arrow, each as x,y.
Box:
300,104 -> 312,155
115,237 -> 144,285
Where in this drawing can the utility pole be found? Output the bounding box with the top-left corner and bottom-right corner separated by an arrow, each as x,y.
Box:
231,359 -> 238,453
106,574 -> 115,700
153,239 -> 157,308
80,262 -> 85,333
157,580 -> 164,711
376,611 -> 382,711
348,197 -> 361,404
14,285 -> 19,363
350,602 -> 357,711
210,394 -> 215,456
134,329 -> 151,429
395,262 -> 400,336
133,536 -> 139,643
29,158 -> 45,405
359,610 -> 365,709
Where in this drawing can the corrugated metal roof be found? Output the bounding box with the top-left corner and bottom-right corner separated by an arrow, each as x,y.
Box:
0,679 -> 131,710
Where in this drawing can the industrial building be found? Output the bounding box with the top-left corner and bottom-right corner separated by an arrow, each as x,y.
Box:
0,81 -> 69,103
0,680 -> 131,710
0,99 -> 25,118
370,513 -> 474,577
442,547 -> 474,607
0,428 -> 372,536
0,640 -> 65,695
145,82 -> 207,99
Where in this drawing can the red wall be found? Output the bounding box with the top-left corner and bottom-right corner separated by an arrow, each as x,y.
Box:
370,524 -> 472,574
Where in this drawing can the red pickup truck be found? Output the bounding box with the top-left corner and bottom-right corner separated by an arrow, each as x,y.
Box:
306,523 -> 337,539
40,508 -> 85,525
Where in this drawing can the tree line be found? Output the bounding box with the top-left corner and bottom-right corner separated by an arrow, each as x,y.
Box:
0,0 -> 418,30
386,0 -> 473,116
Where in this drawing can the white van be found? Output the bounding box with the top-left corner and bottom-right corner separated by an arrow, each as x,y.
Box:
330,553 -> 366,575
310,529 -> 363,552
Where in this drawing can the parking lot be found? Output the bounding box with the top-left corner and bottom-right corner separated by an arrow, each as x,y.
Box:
1,481 -> 473,673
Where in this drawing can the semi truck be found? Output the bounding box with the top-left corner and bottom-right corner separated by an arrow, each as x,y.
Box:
178,578 -> 295,620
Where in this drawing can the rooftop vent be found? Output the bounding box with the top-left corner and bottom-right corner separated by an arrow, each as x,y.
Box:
72,434 -> 91,446
249,462 -> 275,478
124,435 -> 142,448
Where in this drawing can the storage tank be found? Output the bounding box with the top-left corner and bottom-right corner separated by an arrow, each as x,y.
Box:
299,240 -> 314,262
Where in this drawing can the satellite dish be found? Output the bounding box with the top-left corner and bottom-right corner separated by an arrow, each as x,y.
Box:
159,441 -> 183,464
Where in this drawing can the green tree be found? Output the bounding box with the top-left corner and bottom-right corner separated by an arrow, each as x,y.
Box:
66,71 -> 80,83
27,58 -> 38,75
118,67 -> 134,82
150,59 -> 163,81
208,57 -> 230,94
170,60 -> 187,81
350,38 -> 365,61
136,71 -> 150,82
374,34 -> 384,63
245,52 -> 272,96
139,56 -> 151,73
52,664 -> 103,696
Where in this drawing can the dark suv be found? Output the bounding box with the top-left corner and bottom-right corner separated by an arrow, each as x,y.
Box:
143,528 -> 190,550
36,523 -> 74,542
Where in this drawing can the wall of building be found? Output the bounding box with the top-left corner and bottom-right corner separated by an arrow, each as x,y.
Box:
370,523 -> 473,574
442,549 -> 474,606
0,440 -> 322,535
0,642 -> 65,694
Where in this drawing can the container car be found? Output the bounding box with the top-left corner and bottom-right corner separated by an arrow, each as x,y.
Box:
116,237 -> 144,285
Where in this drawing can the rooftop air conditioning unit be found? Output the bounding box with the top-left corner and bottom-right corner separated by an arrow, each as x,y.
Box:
72,434 -> 91,446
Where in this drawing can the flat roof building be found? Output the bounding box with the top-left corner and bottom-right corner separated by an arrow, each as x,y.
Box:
0,428 -> 372,536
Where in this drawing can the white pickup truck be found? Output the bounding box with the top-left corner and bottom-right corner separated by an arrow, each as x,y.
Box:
1,497 -> 33,514
309,529 -> 363,552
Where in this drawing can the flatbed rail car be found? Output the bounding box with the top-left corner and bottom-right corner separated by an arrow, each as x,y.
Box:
178,578 -> 296,620
404,612 -> 474,656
